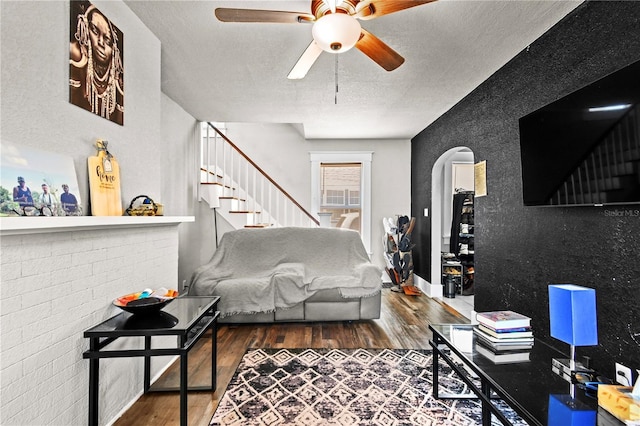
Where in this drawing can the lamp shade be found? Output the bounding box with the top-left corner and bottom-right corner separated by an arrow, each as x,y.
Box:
312,13 -> 362,53
548,394 -> 596,426
549,284 -> 598,346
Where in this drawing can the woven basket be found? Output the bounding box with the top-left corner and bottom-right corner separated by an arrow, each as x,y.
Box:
126,195 -> 157,216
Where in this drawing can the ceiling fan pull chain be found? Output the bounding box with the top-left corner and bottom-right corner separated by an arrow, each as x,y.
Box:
335,54 -> 339,105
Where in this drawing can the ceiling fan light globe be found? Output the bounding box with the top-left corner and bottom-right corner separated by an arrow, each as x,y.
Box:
312,13 -> 361,53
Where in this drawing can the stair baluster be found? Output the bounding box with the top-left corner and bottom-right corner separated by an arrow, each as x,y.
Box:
200,123 -> 320,229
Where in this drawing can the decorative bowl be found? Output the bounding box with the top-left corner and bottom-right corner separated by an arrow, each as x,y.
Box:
114,289 -> 178,315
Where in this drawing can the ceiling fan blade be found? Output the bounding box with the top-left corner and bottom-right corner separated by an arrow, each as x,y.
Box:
215,8 -> 315,24
288,42 -> 324,80
354,0 -> 436,20
355,28 -> 404,71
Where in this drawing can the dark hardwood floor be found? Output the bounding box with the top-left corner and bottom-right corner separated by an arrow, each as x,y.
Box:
113,289 -> 469,426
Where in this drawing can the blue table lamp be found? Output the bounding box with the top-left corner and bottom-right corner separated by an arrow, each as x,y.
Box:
548,284 -> 598,376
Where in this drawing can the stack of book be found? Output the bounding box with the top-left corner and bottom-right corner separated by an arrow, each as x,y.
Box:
474,310 -> 534,363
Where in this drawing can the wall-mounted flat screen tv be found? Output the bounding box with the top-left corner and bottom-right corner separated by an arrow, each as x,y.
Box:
519,60 -> 640,206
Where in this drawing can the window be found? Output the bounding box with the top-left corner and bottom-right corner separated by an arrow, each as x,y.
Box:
325,189 -> 345,206
349,190 -> 360,206
320,163 -> 362,232
310,152 -> 373,254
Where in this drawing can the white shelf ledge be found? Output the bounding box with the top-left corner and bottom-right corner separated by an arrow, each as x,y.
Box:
0,216 -> 194,236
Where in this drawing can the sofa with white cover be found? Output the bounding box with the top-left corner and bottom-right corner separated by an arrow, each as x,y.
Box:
188,227 -> 382,323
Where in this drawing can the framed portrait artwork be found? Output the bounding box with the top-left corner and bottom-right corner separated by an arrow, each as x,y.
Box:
69,1 -> 124,125
0,144 -> 83,217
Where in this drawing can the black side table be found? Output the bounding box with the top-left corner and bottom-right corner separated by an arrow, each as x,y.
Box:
83,296 -> 220,426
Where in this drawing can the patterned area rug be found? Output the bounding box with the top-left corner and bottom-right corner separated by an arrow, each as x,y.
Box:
210,348 -> 527,425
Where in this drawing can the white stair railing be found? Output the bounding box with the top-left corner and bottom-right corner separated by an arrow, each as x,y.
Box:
200,122 -> 320,229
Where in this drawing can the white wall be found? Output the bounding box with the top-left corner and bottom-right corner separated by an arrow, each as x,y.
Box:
223,123 -> 412,269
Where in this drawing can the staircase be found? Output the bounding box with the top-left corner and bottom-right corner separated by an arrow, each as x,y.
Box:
199,123 -> 320,229
550,106 -> 640,205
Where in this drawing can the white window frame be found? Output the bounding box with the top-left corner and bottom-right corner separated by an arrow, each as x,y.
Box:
310,151 -> 373,255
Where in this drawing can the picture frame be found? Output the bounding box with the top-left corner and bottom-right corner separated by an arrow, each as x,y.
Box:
0,143 -> 83,216
69,0 -> 124,125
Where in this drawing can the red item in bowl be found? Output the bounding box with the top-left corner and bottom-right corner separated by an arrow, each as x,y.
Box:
113,296 -> 173,315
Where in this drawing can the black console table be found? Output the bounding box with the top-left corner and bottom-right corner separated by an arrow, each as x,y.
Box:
83,296 -> 220,426
429,324 -> 599,426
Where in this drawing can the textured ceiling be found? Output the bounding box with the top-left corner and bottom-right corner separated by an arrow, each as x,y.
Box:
124,0 -> 582,140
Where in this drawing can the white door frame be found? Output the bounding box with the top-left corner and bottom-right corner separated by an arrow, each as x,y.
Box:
428,147 -> 473,295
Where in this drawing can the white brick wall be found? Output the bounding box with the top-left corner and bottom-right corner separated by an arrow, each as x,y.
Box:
1,225 -> 181,426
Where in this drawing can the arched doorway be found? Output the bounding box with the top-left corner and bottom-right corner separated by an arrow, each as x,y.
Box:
430,147 -> 475,318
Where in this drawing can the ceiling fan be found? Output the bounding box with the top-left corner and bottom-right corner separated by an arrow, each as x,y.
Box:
215,0 -> 437,79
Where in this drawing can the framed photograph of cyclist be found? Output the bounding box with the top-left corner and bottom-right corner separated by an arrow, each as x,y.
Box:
0,143 -> 83,217
69,1 -> 124,125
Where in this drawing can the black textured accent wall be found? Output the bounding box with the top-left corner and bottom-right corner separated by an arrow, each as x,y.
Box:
411,1 -> 640,378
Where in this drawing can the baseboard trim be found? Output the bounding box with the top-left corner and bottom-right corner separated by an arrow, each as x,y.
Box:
413,273 -> 443,298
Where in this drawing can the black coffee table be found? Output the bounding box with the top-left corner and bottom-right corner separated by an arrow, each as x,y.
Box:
429,324 -> 598,426
83,296 -> 219,426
